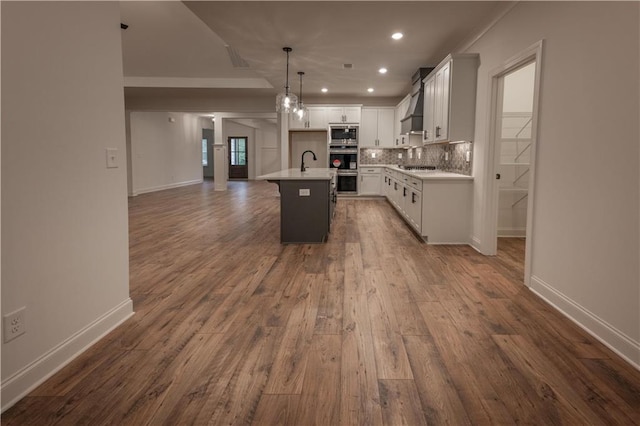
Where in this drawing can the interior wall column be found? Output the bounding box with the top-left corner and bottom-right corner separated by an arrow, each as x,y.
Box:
279,112 -> 289,170
213,114 -> 228,191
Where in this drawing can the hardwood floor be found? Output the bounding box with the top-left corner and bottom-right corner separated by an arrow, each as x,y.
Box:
3,180 -> 639,425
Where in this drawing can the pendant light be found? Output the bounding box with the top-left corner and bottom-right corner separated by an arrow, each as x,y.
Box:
295,71 -> 308,122
275,47 -> 298,113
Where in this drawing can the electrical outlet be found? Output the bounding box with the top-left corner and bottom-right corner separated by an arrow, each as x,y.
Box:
106,148 -> 118,168
4,307 -> 26,342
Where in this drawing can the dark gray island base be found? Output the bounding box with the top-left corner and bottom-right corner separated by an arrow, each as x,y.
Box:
257,169 -> 337,244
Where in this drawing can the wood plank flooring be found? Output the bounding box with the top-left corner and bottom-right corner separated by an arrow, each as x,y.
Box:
3,180 -> 639,425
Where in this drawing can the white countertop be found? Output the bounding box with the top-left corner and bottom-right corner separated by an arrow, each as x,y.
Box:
363,164 -> 473,181
257,168 -> 337,181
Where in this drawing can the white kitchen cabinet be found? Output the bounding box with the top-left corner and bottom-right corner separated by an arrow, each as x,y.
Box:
382,167 -> 472,243
359,167 -> 382,195
382,169 -> 393,199
406,186 -> 422,233
433,62 -> 451,142
390,177 -> 402,211
422,53 -> 479,144
289,106 -> 328,129
360,107 -> 395,147
289,113 -> 306,130
422,76 -> 436,143
421,180 -> 472,243
327,106 -> 361,123
394,95 -> 410,146
307,106 -> 328,128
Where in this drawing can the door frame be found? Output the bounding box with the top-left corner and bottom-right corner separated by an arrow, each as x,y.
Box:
483,40 -> 543,287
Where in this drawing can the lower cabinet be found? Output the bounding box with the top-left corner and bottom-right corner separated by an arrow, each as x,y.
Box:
406,186 -> 422,233
359,167 -> 382,195
382,171 -> 393,199
420,180 -> 472,243
383,168 -> 472,244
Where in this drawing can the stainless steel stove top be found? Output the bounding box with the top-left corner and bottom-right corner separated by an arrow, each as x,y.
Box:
397,165 -> 437,171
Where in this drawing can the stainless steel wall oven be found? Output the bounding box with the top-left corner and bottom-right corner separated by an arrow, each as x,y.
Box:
336,170 -> 358,193
329,146 -> 358,194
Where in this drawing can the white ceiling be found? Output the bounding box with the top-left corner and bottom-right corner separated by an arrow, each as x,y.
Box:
121,1 -> 510,106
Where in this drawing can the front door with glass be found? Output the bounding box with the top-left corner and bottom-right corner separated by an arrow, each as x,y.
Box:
228,136 -> 248,179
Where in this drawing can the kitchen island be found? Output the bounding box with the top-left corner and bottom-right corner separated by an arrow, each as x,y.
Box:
257,168 -> 337,244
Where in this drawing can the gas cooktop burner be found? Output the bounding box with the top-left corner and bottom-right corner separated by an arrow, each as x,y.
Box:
398,165 -> 437,170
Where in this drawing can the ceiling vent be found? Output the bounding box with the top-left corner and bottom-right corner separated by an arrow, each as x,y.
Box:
225,45 -> 249,68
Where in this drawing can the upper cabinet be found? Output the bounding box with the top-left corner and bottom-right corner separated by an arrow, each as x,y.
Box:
327,106 -> 361,123
360,107 -> 395,147
422,53 -> 479,144
422,77 -> 436,143
289,106 -> 328,129
394,95 -> 411,146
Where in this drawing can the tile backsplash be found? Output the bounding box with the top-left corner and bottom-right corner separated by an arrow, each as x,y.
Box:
360,142 -> 473,175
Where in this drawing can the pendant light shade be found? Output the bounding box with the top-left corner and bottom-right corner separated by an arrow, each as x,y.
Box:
276,47 -> 298,113
295,71 -> 308,122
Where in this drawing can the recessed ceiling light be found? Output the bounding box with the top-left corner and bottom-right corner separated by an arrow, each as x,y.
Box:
321,87 -> 328,93
379,67 -> 388,74
392,32 -> 403,40
367,88 -> 374,93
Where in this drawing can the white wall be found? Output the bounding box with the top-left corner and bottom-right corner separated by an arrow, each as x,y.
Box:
1,1 -> 133,409
289,131 -> 329,170
129,112 -> 204,195
259,123 -> 279,176
468,1 -> 639,365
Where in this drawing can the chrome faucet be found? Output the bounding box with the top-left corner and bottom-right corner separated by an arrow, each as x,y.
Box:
301,150 -> 317,172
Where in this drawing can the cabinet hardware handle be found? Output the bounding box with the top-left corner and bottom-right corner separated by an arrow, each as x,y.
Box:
403,187 -> 407,196
436,126 -> 441,138
496,173 -> 501,180
412,193 -> 417,203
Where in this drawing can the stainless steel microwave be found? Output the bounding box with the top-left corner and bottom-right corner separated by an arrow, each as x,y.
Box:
330,126 -> 358,145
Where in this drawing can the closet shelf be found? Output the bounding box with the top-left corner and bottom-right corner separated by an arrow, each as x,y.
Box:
499,187 -> 528,192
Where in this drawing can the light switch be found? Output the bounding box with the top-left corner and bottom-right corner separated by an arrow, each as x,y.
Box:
106,148 -> 118,168
299,188 -> 310,196
465,151 -> 471,162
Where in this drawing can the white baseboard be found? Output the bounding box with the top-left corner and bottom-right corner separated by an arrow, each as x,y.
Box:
135,179 -> 203,195
530,275 -> 640,370
470,235 -> 483,253
1,298 -> 134,412
498,228 -> 526,237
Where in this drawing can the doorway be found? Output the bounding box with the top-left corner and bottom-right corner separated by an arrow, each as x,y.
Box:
203,128 -> 214,179
486,41 -> 543,286
228,136 -> 248,179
